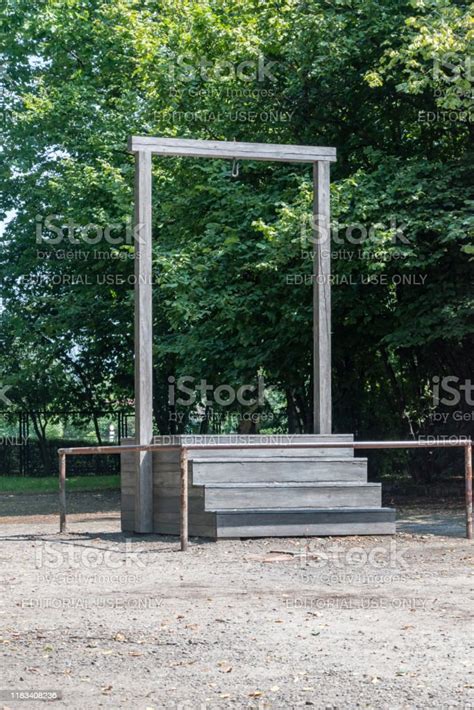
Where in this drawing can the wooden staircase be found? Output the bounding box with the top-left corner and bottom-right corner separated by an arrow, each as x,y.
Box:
121,435 -> 395,537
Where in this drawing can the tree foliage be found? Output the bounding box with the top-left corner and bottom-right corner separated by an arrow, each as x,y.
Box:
1,0 -> 472,478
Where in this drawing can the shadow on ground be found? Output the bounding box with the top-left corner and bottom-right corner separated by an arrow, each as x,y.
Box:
0,490 -> 120,517
396,509 -> 465,537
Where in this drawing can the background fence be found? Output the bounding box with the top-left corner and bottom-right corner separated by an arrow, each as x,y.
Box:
0,411 -> 134,476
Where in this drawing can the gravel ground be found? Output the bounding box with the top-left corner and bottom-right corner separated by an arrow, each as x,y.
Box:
0,493 -> 473,710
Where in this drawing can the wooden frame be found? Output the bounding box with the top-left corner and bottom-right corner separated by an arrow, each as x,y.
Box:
128,136 -> 336,162
128,135 -> 336,532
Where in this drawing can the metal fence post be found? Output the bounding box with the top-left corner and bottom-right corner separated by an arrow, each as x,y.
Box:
59,450 -> 67,533
180,447 -> 189,551
465,442 -> 473,540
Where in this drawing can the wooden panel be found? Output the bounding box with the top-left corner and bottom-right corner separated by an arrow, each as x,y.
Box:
216,508 -> 396,538
152,434 -> 353,444
122,486 -> 135,498
313,161 -> 332,435
154,471 -> 181,486
153,505 -> 216,537
154,522 -> 217,538
154,484 -> 202,500
218,521 -> 395,537
121,513 -> 135,533
121,450 -> 135,473
155,494 -> 206,514
128,136 -> 337,163
121,494 -> 135,515
121,474 -> 135,489
153,450 -> 181,464
134,151 -> 154,533
155,510 -> 214,523
205,483 -> 381,510
121,444 -> 135,533
121,461 -> 135,473
150,435 -> 354,458
186,447 -> 353,460
191,458 -> 367,484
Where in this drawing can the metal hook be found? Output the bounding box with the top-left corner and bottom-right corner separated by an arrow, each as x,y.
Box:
231,158 -> 240,178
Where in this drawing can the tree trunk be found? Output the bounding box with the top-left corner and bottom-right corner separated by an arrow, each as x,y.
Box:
29,411 -> 51,475
92,411 -> 103,445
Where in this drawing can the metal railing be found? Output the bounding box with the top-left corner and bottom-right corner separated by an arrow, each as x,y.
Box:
58,438 -> 473,549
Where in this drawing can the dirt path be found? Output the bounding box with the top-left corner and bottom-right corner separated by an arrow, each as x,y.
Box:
0,494 -> 472,709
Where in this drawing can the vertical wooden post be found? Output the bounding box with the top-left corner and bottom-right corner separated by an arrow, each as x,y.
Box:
134,151 -> 154,533
465,442 -> 472,540
312,161 -> 332,435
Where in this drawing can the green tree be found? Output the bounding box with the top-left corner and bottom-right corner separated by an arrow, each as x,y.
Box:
1,0 -> 472,481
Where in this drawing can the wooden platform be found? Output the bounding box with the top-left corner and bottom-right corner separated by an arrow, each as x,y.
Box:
121,435 -> 395,537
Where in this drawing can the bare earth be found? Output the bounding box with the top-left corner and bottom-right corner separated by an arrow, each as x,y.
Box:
0,492 -> 472,710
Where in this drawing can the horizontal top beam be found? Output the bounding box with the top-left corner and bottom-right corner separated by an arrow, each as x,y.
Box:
128,136 -> 337,163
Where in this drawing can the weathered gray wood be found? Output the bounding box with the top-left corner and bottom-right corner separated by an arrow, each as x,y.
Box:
313,161 -> 332,435
204,482 -> 381,510
155,521 -> 217,538
134,150 -> 154,533
121,501 -> 135,516
191,458 -> 367,484
155,498 -> 207,515
156,483 -> 196,498
188,447 -> 353,460
152,434 -> 352,444
128,136 -> 337,163
121,501 -> 135,525
121,486 -> 135,497
121,434 -> 394,538
127,136 -> 339,535
218,523 -> 395,537
216,507 -> 396,538
155,510 -> 215,524
123,475 -> 139,489
151,435 -> 355,460
121,514 -> 135,533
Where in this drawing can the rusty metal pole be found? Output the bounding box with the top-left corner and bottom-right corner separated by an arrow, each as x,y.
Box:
180,447 -> 188,551
59,450 -> 67,533
465,443 -> 472,540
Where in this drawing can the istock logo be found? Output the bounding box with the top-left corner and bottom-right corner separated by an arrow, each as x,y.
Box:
0,383 -> 13,407
433,54 -> 473,84
35,540 -> 148,571
430,376 -> 474,423
300,216 -> 409,250
300,541 -> 410,571
169,53 -> 280,83
432,376 -> 474,407
168,375 -> 273,407
35,215 -> 146,246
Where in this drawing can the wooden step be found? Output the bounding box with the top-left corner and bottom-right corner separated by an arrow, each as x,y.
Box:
187,446 -> 355,460
121,434 -> 395,538
215,507 -> 396,538
151,434 -> 356,461
204,482 -> 381,510
191,457 -> 367,484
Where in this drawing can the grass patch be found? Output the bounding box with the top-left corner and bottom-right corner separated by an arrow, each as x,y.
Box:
0,475 -> 120,495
